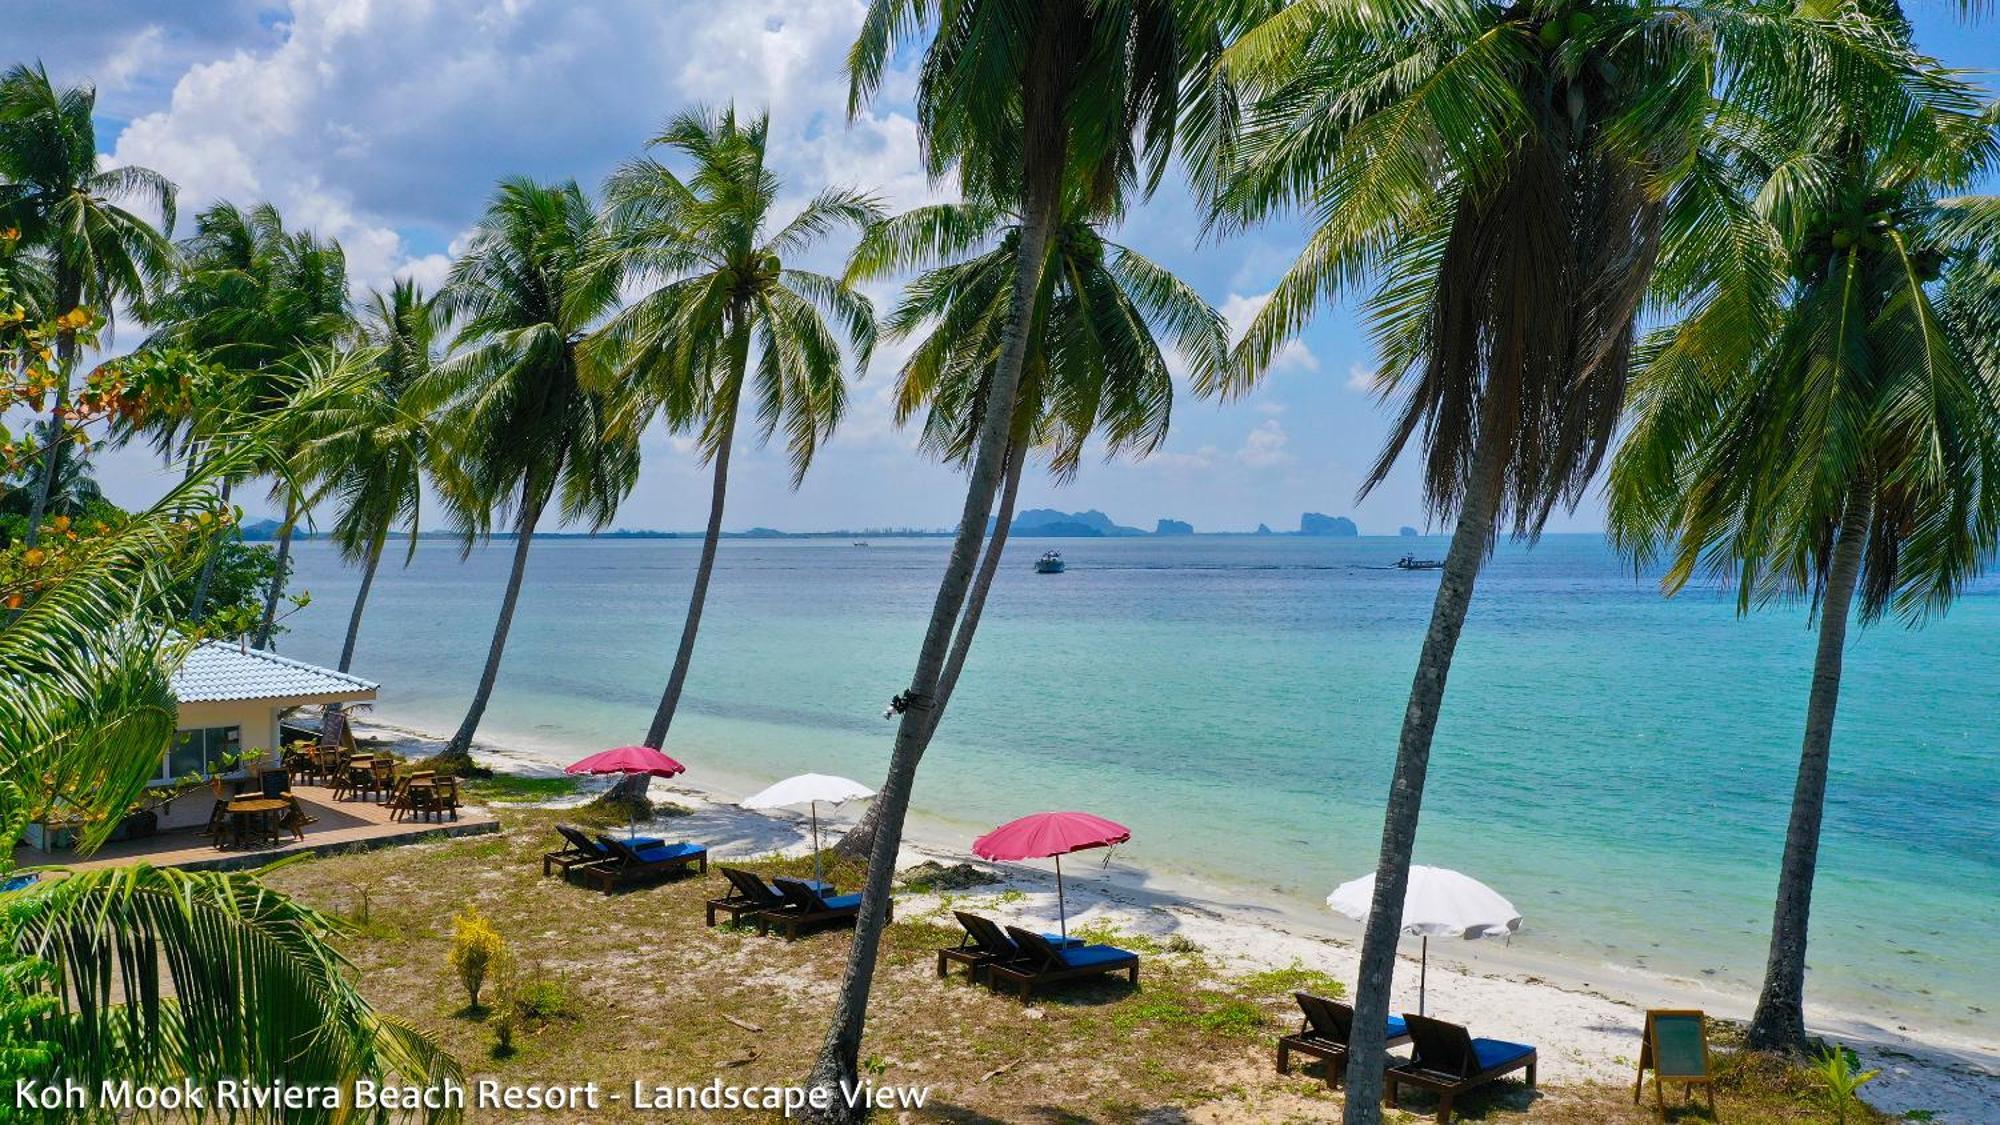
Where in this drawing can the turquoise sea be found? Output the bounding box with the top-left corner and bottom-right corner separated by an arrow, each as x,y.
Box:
278,534 -> 1998,1040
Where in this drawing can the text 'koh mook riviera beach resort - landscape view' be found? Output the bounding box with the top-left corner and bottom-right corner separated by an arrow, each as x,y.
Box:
1,1 -> 1996,1122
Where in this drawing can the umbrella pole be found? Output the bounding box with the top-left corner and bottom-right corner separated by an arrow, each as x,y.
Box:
1420,936 -> 1428,1017
811,801 -> 822,886
1056,854 -> 1066,941
628,773 -> 638,841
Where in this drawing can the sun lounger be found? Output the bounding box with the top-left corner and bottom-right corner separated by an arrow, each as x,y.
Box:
1385,1013 -> 1537,1123
936,912 -> 1080,981
543,824 -> 662,876
575,834 -> 708,893
704,868 -> 829,926
1276,992 -> 1412,1088
757,877 -> 886,941
986,925 -> 1139,1000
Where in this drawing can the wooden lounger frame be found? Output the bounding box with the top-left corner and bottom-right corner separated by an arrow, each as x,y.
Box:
1276,991 -> 1413,1089
757,877 -> 888,941
1385,1013 -> 1537,1123
985,926 -> 1139,1001
577,835 -> 708,894
706,867 -> 790,927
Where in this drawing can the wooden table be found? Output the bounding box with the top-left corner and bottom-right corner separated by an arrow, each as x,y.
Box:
226,796 -> 288,849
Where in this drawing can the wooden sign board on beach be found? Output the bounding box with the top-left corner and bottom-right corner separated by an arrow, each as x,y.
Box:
1633,1009 -> 1715,1114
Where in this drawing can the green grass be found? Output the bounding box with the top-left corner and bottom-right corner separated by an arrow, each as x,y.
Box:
1239,961 -> 1347,1000
461,775 -> 581,803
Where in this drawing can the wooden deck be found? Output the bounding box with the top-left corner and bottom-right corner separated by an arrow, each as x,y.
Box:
15,781 -> 499,874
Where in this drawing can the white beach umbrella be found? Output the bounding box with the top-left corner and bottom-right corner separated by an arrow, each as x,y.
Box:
1328,865 -> 1521,1015
741,774 -> 875,885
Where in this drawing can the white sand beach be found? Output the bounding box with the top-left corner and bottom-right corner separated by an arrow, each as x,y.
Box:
356,717 -> 1999,1122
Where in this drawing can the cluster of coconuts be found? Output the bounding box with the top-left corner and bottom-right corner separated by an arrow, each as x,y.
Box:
1535,6 -> 1600,47
1795,188 -> 1946,282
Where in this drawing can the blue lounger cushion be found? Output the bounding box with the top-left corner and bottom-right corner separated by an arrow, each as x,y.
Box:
1385,1015 -> 1409,1038
1055,944 -> 1138,969
1471,1038 -> 1535,1071
632,842 -> 704,862
1041,933 -> 1082,948
820,893 -> 864,910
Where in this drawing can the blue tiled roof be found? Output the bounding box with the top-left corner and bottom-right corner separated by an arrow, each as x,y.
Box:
172,641 -> 378,703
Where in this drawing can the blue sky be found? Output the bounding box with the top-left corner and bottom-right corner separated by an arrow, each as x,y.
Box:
18,2 -> 1998,535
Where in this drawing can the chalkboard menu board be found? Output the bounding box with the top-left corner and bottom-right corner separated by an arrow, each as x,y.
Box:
1634,1009 -> 1714,1112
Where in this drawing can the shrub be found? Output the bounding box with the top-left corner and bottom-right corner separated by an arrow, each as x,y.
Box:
449,906 -> 506,1012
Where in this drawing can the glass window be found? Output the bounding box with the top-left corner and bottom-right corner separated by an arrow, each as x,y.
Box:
160,726 -> 242,783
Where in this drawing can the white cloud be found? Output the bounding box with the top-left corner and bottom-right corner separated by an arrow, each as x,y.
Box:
1346,363 -> 1377,392
1236,419 -> 1293,469
105,0 -> 926,292
1219,291 -> 1319,377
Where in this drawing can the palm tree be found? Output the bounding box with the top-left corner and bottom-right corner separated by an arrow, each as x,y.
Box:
811,1 -> 1212,1111
1609,51 -> 1999,1053
832,194 -> 1226,858
0,345 -> 461,1118
1209,2 -> 1927,1115
430,178 -> 638,766
0,62 -> 175,546
297,281 -> 440,674
588,105 -> 876,794
142,201 -> 352,638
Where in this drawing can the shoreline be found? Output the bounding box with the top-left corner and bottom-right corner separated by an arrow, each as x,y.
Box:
352,713 -> 1998,1121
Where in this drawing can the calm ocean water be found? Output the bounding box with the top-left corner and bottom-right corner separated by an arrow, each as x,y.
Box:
279,533 -> 1997,1038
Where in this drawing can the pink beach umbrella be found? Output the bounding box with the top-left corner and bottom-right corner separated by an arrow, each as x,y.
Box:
973,811 -> 1130,940
565,746 -> 686,838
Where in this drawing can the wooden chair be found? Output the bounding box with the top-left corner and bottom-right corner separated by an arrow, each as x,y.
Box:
1385,1013 -> 1537,1123
1276,992 -> 1412,1088
430,775 -> 460,821
333,757 -> 373,801
370,757 -> 397,803
199,776 -> 232,846
985,926 -> 1139,1001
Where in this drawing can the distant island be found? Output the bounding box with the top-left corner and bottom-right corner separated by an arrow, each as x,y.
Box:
1004,508 -> 1147,537
1400,525 -> 1419,537
1299,512 -> 1359,537
254,508 -> 1401,540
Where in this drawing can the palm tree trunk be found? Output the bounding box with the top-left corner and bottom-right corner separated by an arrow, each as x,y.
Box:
834,439 -> 1025,861
338,536 -> 384,674
189,478 -> 234,623
444,483 -> 547,764
254,495 -> 299,649
1341,415 -> 1512,1125
1746,487 -> 1873,1053
23,323 -> 79,547
803,44 -> 1072,1116
644,342 -> 749,750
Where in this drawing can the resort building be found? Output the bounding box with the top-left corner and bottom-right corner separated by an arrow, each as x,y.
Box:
20,641 -> 375,849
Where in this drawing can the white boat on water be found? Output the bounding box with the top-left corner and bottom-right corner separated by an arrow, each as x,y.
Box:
1034,550 -> 1066,574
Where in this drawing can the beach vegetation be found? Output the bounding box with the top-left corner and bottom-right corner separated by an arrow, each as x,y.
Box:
833,186 -> 1227,859
583,104 -> 877,800
426,178 -> 637,765
1606,22 -> 2000,1053
1239,961 -> 1346,1000
0,289 -> 461,1115
141,200 -> 354,645
1810,1045 -> 1879,1124
296,279 -> 441,674
814,2 -> 1233,1111
449,905 -> 506,1013
1208,1 -> 1944,1113
0,63 -> 175,549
